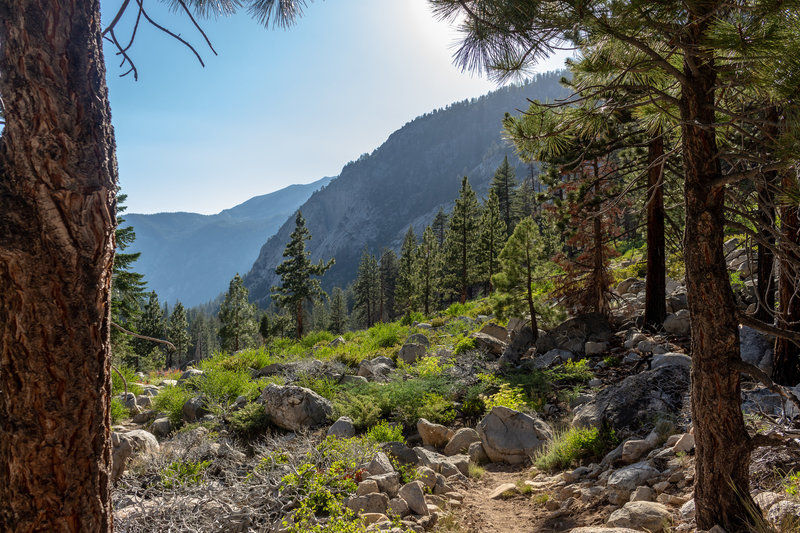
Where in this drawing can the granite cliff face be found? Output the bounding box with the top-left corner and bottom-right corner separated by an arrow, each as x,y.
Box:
126,176 -> 333,306
245,73 -> 568,305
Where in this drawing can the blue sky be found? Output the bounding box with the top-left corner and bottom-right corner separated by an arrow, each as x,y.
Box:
104,0 -> 571,215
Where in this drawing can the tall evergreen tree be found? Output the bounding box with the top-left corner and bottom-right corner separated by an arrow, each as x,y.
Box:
415,226 -> 442,315
272,211 -> 335,338
431,208 -> 449,246
111,193 -> 147,355
442,177 -> 481,303
490,155 -> 518,236
353,248 -> 381,327
396,227 -> 418,315
311,293 -> 330,332
492,218 -> 545,340
379,249 -> 399,321
166,302 -> 191,368
329,287 -> 349,334
219,273 -> 258,353
132,291 -> 166,371
478,189 -> 507,292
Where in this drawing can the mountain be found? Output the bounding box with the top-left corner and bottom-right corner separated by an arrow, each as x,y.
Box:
245,72 -> 569,305
125,176 -> 333,307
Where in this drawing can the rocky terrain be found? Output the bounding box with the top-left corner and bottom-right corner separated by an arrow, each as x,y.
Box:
110,245 -> 800,532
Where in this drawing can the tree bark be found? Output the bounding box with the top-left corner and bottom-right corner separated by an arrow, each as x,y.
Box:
644,133 -> 667,330
773,173 -> 800,385
0,1 -> 116,531
680,21 -> 755,530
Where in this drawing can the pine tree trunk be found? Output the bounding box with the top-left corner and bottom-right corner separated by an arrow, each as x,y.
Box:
644,133 -> 667,330
0,1 -> 116,530
525,246 -> 539,341
773,175 -> 800,385
296,300 -> 304,339
755,108 -> 778,324
680,31 -> 755,530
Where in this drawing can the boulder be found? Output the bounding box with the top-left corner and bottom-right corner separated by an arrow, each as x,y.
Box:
531,349 -> 575,369
663,309 -> 690,336
571,529 -> 642,533
328,336 -> 345,347
365,452 -> 395,476
585,341 -> 609,355
476,406 -> 553,464
381,441 -> 418,466
606,501 -> 672,532
470,332 -> 507,357
150,417 -> 171,439
327,416 -> 356,438
478,323 -> 509,343
417,418 -> 453,448
369,472 -> 401,498
119,392 -> 138,410
177,368 -> 204,385
398,343 -> 426,364
617,277 -> 642,295
111,430 -> 159,482
672,433 -> 695,453
413,447 -> 469,476
739,325 -> 774,371
407,333 -> 430,347
387,497 -> 410,517
651,352 -> 692,370
182,396 -> 209,423
398,481 -> 428,516
767,500 -> 800,529
501,324 -> 535,364
536,313 -> 612,354
260,384 -> 333,431
345,493 -> 389,514
607,462 -> 661,492
444,428 -> 481,456
572,365 -> 690,432
468,442 -> 489,464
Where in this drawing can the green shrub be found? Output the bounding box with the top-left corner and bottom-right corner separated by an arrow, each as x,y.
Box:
161,459 -> 211,488
784,471 -> 800,496
296,373 -> 340,400
430,317 -> 446,328
191,369 -> 263,413
400,312 -> 424,326
462,383 -> 488,419
394,392 -> 455,427
316,436 -> 380,471
151,385 -> 193,426
484,383 -> 528,411
534,426 -> 617,472
365,420 -> 404,444
546,359 -> 593,385
110,397 -> 130,424
227,402 -> 271,439
399,356 -> 451,378
366,322 -> 405,349
281,461 -> 358,514
332,390 -> 382,430
199,348 -> 278,373
301,330 -> 335,349
111,365 -> 143,396
453,336 -> 477,355
444,302 -> 468,317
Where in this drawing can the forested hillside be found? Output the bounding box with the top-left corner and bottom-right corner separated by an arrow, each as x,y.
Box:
245,72 -> 568,305
126,176 -> 333,306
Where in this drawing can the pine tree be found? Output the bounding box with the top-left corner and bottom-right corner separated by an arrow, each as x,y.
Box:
513,165 -> 539,220
415,226 -> 442,315
379,249 -> 399,321
353,248 -> 381,328
442,177 -> 480,303
132,291 -> 166,371
492,218 -> 545,340
396,227 -> 418,316
490,155 -> 518,237
219,273 -> 258,353
166,302 -> 190,368
312,293 -> 330,332
329,287 -> 349,334
431,208 -> 449,246
478,189 -> 507,292
272,211 -> 334,338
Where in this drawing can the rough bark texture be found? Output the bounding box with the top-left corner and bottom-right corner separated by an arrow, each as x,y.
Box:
773,177 -> 800,386
644,134 -> 666,330
0,1 -> 117,531
680,16 -> 755,530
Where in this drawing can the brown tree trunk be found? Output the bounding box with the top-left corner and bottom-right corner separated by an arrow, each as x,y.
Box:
680,25 -> 755,530
525,244 -> 539,341
644,133 -> 667,330
773,174 -> 800,385
0,1 -> 116,531
754,107 -> 778,324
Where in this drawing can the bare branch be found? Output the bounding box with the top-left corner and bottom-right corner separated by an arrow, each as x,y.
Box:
112,321 -> 176,351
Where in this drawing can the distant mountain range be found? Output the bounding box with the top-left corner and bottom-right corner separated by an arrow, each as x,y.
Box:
125,176 -> 333,307
244,72 -> 569,306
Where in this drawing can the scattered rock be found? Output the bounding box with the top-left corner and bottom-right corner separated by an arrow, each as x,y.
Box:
652,352 -> 692,370
488,483 -> 517,499
532,348 -> 575,369
346,493 -> 389,514
398,343 -> 426,364
177,368 -> 204,385
630,486 -> 655,502
679,498 -> 695,519
260,384 -> 333,431
381,441 -> 418,466
767,500 -> 800,529
585,341 -> 609,355
607,462 -> 661,492
387,497 -> 409,517
470,332 -> 508,357
328,416 -> 356,438
672,433 -> 695,453
366,452 -> 395,476
329,336 -> 345,347
444,428 -> 481,456
477,406 -> 553,464
182,396 -> 209,423
357,479 -> 380,496
150,417 -> 171,439
606,501 -> 672,532
478,323 -> 509,343
537,313 -> 613,354
413,447 -> 469,476
663,310 -> 691,336
369,472 -> 400,498
753,491 -> 783,511
407,333 -> 430,347
417,418 -> 454,448
468,441 -> 489,464
398,481 -> 429,516
112,430 -> 160,482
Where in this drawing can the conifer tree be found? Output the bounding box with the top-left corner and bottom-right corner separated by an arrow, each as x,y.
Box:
478,189 -> 507,292
312,293 -> 330,332
396,227 -> 418,315
219,273 -> 258,353
442,177 -> 480,303
415,226 -> 442,315
132,291 -> 166,371
111,193 -> 147,356
329,287 -> 349,334
166,302 -> 191,368
353,249 -> 381,327
492,218 -> 545,340
490,155 -> 518,236
431,208 -> 449,246
379,249 -> 399,321
272,211 -> 335,338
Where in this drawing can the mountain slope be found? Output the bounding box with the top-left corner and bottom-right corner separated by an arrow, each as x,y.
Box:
245,72 -> 568,305
126,176 -> 333,306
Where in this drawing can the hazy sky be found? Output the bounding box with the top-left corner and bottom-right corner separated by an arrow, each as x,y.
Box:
104,0 -> 571,215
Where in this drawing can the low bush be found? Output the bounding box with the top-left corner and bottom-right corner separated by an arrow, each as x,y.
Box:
161,459 -> 211,488
110,397 -> 130,423
366,322 -> 405,349
199,348 -> 278,373
227,402 -> 271,439
365,420 -> 404,444
191,369 -> 264,413
483,383 -> 529,411
151,385 -> 193,426
300,330 -> 335,349
296,373 -> 340,400
430,317 -> 446,328
332,390 -> 382,430
453,336 -> 477,355
534,426 -> 617,472
400,311 -> 424,326
112,365 -> 143,396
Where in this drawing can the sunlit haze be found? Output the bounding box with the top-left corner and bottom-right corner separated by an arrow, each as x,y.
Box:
104,0 -> 571,214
